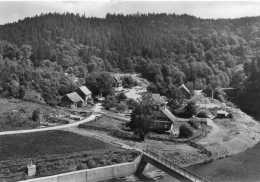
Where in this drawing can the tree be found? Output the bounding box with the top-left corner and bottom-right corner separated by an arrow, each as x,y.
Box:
85,72 -> 115,97
32,109 -> 41,122
127,94 -> 158,140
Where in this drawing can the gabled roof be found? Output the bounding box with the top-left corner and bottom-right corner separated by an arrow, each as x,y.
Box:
79,86 -> 91,95
66,92 -> 84,103
179,84 -> 191,95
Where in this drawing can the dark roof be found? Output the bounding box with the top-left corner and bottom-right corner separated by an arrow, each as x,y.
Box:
66,92 -> 84,103
78,86 -> 91,95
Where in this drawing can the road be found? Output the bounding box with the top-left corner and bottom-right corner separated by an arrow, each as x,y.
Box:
0,103 -> 102,136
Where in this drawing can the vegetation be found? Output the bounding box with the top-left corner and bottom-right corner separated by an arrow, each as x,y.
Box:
128,94 -> 160,140
121,76 -> 137,88
0,130 -> 139,181
0,130 -> 115,160
0,13 -> 259,114
232,58 -> 260,119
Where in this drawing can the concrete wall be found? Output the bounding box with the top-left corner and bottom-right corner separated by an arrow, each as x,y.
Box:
19,158 -> 140,182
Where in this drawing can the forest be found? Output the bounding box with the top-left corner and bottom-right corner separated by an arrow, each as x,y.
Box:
0,13 -> 260,117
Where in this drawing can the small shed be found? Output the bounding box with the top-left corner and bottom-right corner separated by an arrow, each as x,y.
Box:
76,86 -> 92,103
61,92 -> 84,108
179,84 -> 191,98
216,110 -> 232,118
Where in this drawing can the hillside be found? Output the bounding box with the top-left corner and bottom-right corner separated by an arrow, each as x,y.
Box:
0,13 -> 260,115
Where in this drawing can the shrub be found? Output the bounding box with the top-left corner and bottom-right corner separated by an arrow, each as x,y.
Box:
117,92 -> 127,101
121,76 -> 137,88
126,99 -> 138,109
116,102 -> 127,112
32,109 -> 41,122
179,124 -> 193,138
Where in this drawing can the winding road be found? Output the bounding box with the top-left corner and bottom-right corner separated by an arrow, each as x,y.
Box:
0,103 -> 102,136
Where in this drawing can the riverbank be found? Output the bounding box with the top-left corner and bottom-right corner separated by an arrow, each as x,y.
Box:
75,102 -> 260,182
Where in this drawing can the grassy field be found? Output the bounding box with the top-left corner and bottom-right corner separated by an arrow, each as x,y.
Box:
0,130 -> 115,160
0,98 -> 69,131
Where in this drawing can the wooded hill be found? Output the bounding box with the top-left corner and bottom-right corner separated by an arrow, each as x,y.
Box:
0,13 -> 260,116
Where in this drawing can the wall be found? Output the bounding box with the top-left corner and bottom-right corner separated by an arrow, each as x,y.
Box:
19,158 -> 140,182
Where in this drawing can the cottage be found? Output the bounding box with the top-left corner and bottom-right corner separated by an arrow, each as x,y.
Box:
179,84 -> 191,98
61,92 -> 84,108
76,86 -> 92,104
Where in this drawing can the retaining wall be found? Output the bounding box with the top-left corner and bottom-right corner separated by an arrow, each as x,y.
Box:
19,158 -> 140,182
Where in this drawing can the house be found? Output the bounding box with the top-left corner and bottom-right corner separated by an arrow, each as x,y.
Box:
179,84 -> 191,98
76,86 -> 92,104
61,92 -> 84,109
151,93 -> 167,110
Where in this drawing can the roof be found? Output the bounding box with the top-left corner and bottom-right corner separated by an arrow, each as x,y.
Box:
217,110 -> 229,115
79,86 -> 91,95
179,84 -> 191,95
151,94 -> 166,105
66,92 -> 84,103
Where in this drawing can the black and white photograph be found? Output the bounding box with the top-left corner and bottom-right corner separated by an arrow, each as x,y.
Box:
0,0 -> 260,181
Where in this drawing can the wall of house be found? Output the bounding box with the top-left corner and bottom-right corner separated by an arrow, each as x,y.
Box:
19,158 -> 140,182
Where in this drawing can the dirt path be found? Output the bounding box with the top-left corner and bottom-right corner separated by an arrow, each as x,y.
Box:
0,104 -> 102,136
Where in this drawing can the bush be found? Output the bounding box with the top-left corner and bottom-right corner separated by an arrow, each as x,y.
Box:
116,102 -> 127,112
103,95 -> 118,110
126,99 -> 138,109
32,109 -> 41,122
117,92 -> 127,101
179,125 -> 193,138
121,76 -> 137,88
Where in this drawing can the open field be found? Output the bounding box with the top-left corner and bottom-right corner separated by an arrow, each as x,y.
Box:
0,98 -> 69,131
0,130 -> 115,160
0,130 -> 139,181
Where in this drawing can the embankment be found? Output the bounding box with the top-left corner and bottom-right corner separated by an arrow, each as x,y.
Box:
19,158 -> 140,182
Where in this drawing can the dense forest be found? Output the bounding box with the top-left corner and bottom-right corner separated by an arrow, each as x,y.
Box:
0,13 -> 260,117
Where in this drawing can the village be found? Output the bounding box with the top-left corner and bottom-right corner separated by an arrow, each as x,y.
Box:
0,72 -> 259,182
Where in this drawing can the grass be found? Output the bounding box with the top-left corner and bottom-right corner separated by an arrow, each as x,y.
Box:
0,98 -> 69,131
79,115 -> 125,132
0,130 -> 115,160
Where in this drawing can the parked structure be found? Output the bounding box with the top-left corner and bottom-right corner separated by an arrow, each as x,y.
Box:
60,92 -> 84,108
112,74 -> 122,87
76,86 -> 92,104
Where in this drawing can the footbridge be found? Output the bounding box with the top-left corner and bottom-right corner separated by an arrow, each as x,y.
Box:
136,146 -> 210,182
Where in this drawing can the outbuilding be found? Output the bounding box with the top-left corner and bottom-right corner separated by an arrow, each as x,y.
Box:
76,86 -> 92,104
179,84 -> 191,98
